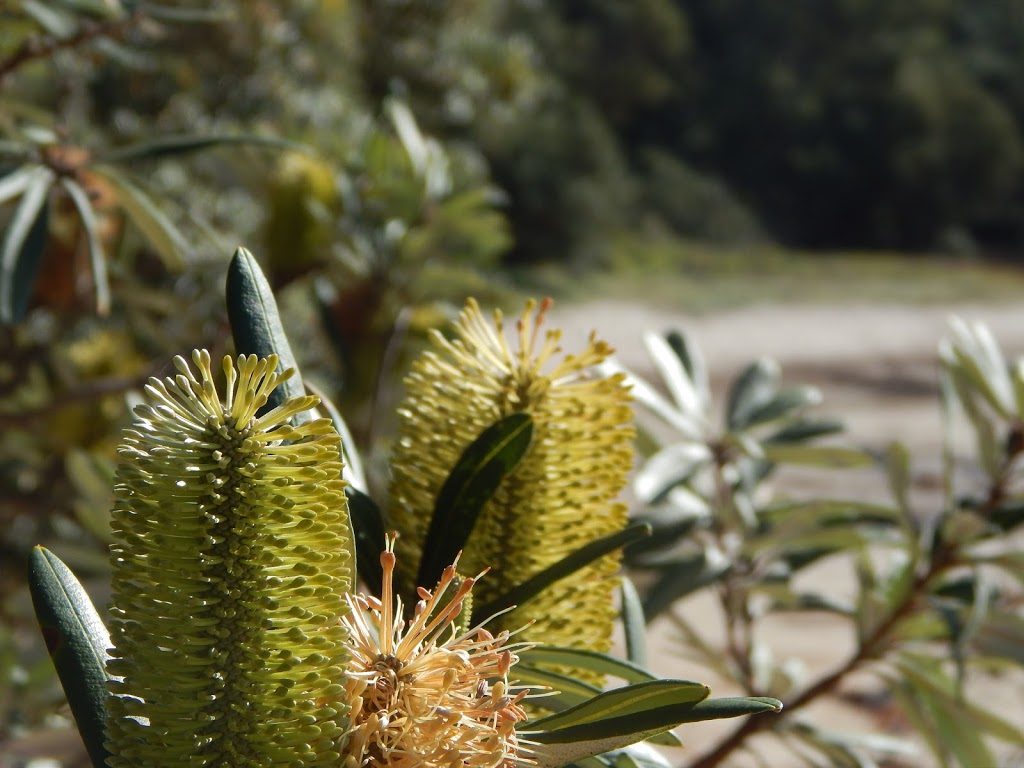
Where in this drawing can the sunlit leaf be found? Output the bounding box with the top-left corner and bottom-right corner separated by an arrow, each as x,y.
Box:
474,523 -> 650,623
634,442 -> 712,504
28,547 -> 112,768
226,246 -> 306,414
60,177 -> 110,316
419,412 -> 534,588
620,577 -> 646,668
0,166 -> 52,323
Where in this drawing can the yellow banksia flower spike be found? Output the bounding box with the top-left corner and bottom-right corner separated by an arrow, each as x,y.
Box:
105,350 -> 355,767
389,299 -> 634,673
339,536 -> 532,768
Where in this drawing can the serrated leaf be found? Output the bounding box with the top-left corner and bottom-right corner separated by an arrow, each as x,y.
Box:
60,177 -> 110,315
0,166 -> 52,323
726,358 -> 779,431
28,547 -> 111,768
99,134 -> 308,163
473,523 -> 650,623
620,577 -> 646,668
226,246 -> 306,415
91,165 -> 187,270
418,412 -> 534,589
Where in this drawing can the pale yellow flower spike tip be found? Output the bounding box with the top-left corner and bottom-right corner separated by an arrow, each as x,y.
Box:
340,535 -> 534,768
105,350 -> 355,768
390,298 -> 635,681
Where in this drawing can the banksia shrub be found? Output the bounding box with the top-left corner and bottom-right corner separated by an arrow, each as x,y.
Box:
389,299 -> 635,662
104,351 -> 355,767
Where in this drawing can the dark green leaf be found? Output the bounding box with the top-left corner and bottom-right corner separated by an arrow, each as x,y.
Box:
28,547 -> 111,768
516,664 -> 604,712
347,487 -> 386,595
620,577 -> 646,668
726,359 -> 779,431
473,523 -> 650,622
98,134 -> 308,163
226,247 -> 306,418
418,412 -> 534,589
669,696 -> 782,724
527,679 -> 710,739
60,177 -> 110,316
744,386 -> 822,428
766,418 -> 844,444
0,168 -> 51,323
520,646 -> 661,686
641,552 -> 729,621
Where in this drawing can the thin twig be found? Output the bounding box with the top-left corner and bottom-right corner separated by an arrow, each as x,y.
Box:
0,11 -> 141,83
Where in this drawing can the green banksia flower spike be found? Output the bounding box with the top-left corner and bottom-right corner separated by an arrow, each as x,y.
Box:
389,299 -> 634,672
105,350 -> 355,767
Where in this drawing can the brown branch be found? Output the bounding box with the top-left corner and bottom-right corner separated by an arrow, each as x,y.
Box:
0,10 -> 141,83
688,547 -> 956,768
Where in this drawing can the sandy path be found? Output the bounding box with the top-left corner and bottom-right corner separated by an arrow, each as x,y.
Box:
553,301 -> 1024,767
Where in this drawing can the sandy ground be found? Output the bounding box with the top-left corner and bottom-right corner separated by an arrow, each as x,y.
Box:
553,301 -> 1024,768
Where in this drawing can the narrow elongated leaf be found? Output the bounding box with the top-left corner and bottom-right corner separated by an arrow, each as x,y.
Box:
91,165 -> 187,270
473,523 -> 650,622
418,412 -> 534,588
634,442 -> 712,504
761,444 -> 872,468
520,646 -> 660,685
726,359 -> 779,431
516,664 -> 604,711
60,177 -> 110,316
620,577 -> 646,668
745,386 -> 822,427
642,552 -> 730,621
643,331 -> 702,417
766,418 -> 844,443
0,167 -> 52,323
99,134 -> 307,163
226,247 -> 306,415
0,165 -> 36,205
669,696 -> 782,724
347,487 -> 386,594
306,380 -> 367,491
527,679 -> 710,738
28,547 -> 111,768
665,330 -> 709,409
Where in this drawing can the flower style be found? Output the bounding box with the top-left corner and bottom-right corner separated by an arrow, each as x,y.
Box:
389,299 -> 634,675
340,536 -> 532,768
105,351 -> 355,767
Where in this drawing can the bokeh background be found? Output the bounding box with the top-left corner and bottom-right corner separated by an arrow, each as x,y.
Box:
3,2 -> 1024,766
